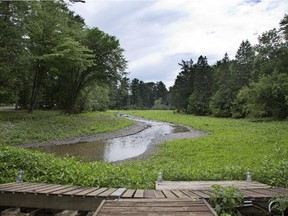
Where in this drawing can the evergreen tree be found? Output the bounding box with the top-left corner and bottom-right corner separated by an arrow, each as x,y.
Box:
187,56 -> 213,115
170,59 -> 194,112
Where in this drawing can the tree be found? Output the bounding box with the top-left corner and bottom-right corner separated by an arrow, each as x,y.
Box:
109,77 -> 130,109
210,54 -> 234,117
233,73 -> 288,119
25,0 -> 76,112
253,29 -> 288,79
187,56 -> 213,115
56,27 -> 127,113
280,14 -> 288,40
232,40 -> 255,90
155,81 -> 168,105
0,1 -> 29,106
170,59 -> 194,112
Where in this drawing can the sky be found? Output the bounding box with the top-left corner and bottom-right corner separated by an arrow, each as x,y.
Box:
69,0 -> 288,88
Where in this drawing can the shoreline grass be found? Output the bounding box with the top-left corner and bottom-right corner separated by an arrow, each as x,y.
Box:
1,110 -> 288,189
0,110 -> 133,145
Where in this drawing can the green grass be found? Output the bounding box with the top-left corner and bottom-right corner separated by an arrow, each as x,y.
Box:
1,110 -> 288,189
0,110 -> 133,145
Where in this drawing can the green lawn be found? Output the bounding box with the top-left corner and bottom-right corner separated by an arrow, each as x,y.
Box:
1,110 -> 287,189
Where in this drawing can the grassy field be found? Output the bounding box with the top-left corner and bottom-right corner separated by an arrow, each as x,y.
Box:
1,110 -> 288,189
0,110 -> 133,145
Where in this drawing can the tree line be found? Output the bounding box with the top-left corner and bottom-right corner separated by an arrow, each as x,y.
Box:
170,15 -> 288,119
0,0 -> 127,113
1,1 -> 287,119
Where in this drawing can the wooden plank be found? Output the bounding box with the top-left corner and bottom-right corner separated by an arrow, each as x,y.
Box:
73,187 -> 99,196
13,184 -> 50,193
133,189 -> 144,198
50,186 -> 81,195
0,182 -> 35,191
85,188 -> 108,197
99,206 -> 212,212
241,189 -> 269,198
203,199 -> 218,216
189,190 -> 210,199
171,190 -> 190,198
144,190 -> 156,198
121,189 -> 135,198
178,190 -> 200,199
109,188 -> 126,198
61,187 -> 91,196
94,212 -> 214,216
156,180 -> 270,190
0,192 -> 104,211
33,184 -> 70,194
154,190 -> 165,198
94,199 -> 216,215
248,188 -> 279,197
268,187 -> 288,194
162,189 -> 177,198
92,200 -> 106,216
97,188 -> 117,197
103,201 -> 205,207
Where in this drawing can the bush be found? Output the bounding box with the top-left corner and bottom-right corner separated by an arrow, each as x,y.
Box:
75,85 -> 110,113
232,73 -> 288,119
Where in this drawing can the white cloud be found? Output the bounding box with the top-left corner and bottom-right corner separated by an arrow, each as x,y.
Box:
69,0 -> 288,88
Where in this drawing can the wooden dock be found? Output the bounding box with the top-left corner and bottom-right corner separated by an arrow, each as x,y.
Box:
93,199 -> 217,216
0,181 -> 287,215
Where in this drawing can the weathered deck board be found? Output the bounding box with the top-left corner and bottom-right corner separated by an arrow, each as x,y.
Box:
162,189 -> 177,198
172,189 -> 190,198
93,199 -> 217,216
144,190 -> 156,198
1,181 -> 287,213
156,181 -> 270,190
73,187 -> 99,196
109,188 -> 126,198
98,188 -> 117,197
134,189 -> 145,198
121,189 -> 136,198
85,188 -> 108,197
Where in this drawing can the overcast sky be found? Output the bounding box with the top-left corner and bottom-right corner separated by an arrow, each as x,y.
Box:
69,0 -> 288,88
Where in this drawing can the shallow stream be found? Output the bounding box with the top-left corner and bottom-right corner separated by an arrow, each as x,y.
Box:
33,115 -> 201,162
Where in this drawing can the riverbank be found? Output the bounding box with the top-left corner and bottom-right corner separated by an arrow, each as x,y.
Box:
1,110 -> 288,189
23,114 -> 207,162
0,110 -> 133,146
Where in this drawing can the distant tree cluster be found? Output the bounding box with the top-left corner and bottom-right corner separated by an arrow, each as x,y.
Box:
0,0 -> 127,113
109,78 -> 169,110
170,15 -> 288,119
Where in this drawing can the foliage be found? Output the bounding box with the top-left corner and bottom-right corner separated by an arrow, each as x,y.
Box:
1,110 -> 288,190
0,110 -> 133,145
233,73 -> 288,119
209,185 -> 244,215
269,194 -> 288,216
74,85 -> 110,113
187,56 -> 213,115
0,0 -> 127,113
129,79 -> 169,109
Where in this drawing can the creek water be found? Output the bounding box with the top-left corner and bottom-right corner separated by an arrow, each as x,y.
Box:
34,116 -> 190,162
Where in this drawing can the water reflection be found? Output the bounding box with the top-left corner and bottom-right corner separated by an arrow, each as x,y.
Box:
35,141 -> 106,161
34,116 -> 189,162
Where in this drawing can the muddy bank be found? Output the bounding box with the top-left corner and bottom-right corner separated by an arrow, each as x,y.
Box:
21,115 -> 208,162
116,118 -> 207,163
20,121 -> 148,148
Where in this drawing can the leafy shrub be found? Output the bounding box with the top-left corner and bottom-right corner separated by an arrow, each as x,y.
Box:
209,185 -> 244,215
232,73 -> 288,119
269,194 -> 288,216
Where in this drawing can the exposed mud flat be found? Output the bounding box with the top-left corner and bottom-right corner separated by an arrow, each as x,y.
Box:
24,115 -> 207,162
